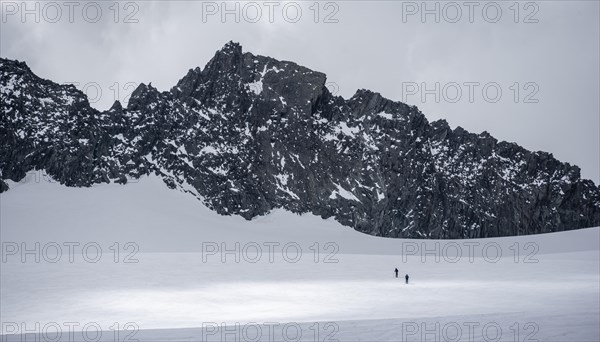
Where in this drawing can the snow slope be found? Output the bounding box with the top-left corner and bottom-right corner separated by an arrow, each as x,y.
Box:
2,174 -> 597,254
1,175 -> 599,341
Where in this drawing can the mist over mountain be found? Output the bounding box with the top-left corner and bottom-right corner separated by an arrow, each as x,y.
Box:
1,41 -> 598,238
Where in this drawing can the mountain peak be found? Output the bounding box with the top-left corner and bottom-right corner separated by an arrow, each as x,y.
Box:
1,46 -> 599,239
210,41 -> 243,63
220,40 -> 242,53
202,41 -> 244,77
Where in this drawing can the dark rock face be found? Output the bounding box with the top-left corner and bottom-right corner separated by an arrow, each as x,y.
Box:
1,41 -> 599,238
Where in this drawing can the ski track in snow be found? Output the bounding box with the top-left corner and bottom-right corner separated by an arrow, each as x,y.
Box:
1,176 -> 598,341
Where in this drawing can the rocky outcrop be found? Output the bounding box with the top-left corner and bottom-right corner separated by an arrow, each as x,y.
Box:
1,41 -> 599,238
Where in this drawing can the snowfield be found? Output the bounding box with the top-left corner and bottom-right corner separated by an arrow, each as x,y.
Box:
1,174 -> 599,341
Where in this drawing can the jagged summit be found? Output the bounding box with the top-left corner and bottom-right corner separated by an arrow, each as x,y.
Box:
220,40 -> 242,53
1,44 -> 599,239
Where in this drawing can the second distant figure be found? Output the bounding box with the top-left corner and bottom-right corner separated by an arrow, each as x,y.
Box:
405,274 -> 409,284
394,268 -> 399,278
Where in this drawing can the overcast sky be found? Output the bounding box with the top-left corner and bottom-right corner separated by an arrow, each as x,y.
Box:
1,0 -> 598,183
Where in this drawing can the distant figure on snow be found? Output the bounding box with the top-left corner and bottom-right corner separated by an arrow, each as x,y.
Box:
405,274 -> 409,284
394,268 -> 399,278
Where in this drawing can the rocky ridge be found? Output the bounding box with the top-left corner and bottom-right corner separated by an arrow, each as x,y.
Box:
1,42 -> 598,238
